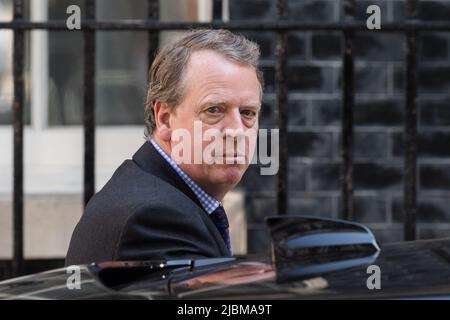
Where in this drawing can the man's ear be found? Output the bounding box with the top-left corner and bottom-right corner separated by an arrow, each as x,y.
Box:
153,100 -> 172,142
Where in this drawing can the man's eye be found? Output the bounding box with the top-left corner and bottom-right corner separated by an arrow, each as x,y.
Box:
241,109 -> 256,117
206,106 -> 220,114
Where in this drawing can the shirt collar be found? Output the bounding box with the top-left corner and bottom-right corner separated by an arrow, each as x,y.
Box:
149,139 -> 221,214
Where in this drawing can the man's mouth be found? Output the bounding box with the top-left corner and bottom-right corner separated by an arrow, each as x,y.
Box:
214,154 -> 246,163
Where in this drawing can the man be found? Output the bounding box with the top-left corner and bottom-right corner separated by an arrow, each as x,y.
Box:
65,29 -> 263,265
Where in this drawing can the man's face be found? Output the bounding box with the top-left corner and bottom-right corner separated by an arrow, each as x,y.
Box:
167,50 -> 261,200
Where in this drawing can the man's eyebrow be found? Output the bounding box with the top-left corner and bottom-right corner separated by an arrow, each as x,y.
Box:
203,100 -> 228,106
201,99 -> 261,109
244,102 -> 262,109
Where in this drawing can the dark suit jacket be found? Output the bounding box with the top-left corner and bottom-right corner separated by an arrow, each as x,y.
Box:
65,141 -> 230,266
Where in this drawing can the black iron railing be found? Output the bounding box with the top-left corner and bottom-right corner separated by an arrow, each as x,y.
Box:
2,0 -> 450,277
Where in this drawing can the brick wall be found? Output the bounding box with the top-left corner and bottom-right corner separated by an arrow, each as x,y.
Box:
231,0 -> 450,253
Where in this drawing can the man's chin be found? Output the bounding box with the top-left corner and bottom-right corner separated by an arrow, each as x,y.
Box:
213,165 -> 246,185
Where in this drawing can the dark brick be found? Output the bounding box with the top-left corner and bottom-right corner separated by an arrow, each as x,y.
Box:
261,99 -> 307,128
353,132 -> 389,159
396,66 -> 450,94
287,32 -> 306,60
288,196 -> 334,217
241,32 -> 275,60
260,100 -> 277,128
341,196 -> 386,223
354,163 -> 403,190
391,198 -> 403,223
260,66 -> 275,93
420,98 -> 450,126
334,131 -> 389,160
354,34 -> 403,61
288,0 -> 335,21
229,0 -> 276,20
287,66 -> 334,93
393,66 -> 404,94
288,162 -> 307,191
392,1 -> 405,21
288,131 -> 333,158
239,165 -> 276,193
420,34 -> 449,61
310,163 -> 340,191
371,227 -> 403,244
393,197 -> 450,223
419,228 -> 450,240
245,197 -> 276,224
288,100 -> 308,127
420,165 -> 450,190
311,99 -> 340,126
393,1 -> 450,21
418,1 -> 450,20
354,99 -> 404,126
247,226 -> 271,254
356,65 -> 389,94
394,65 -> 450,94
312,99 -> 404,127
339,66 -> 388,94
419,66 -> 450,94
393,131 -> 450,158
311,33 -> 341,60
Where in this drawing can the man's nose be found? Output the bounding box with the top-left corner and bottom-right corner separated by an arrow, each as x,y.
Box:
222,109 -> 245,138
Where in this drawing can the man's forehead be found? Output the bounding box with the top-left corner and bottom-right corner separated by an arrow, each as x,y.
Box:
183,50 -> 261,102
188,49 -> 234,67
186,50 -> 256,77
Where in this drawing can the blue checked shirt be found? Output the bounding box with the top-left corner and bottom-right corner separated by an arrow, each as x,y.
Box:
149,139 -> 220,214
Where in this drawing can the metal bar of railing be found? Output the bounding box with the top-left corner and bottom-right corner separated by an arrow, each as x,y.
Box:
12,0 -> 25,277
404,0 -> 418,241
2,21 -> 450,31
213,0 -> 222,21
147,0 -> 159,79
83,0 -> 96,207
276,0 -> 288,215
340,0 -> 355,220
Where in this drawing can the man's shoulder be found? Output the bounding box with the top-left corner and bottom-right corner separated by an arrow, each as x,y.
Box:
65,158 -> 220,265
84,158 -> 204,222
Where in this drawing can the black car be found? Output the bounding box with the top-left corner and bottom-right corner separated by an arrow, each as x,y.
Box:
1,216 -> 450,300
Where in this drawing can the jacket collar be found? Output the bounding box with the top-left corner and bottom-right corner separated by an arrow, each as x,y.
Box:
132,141 -> 205,211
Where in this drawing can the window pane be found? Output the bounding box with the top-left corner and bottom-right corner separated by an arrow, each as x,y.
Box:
0,0 -> 31,126
48,0 -> 84,125
95,0 -> 148,125
48,0 -> 148,126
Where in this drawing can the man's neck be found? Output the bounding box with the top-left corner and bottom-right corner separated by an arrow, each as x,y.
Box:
151,136 -> 172,157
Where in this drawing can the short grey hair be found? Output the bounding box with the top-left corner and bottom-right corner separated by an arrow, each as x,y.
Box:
144,29 -> 264,137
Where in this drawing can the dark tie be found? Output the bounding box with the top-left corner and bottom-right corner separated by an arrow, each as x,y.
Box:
209,205 -> 232,256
